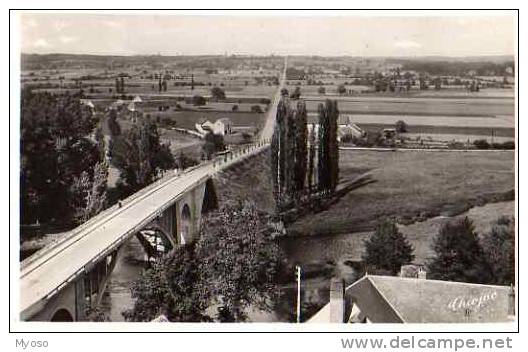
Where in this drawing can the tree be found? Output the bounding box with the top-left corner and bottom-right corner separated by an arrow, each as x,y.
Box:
362,219 -> 414,275
337,84 -> 346,95
20,89 -> 100,225
125,201 -> 283,322
202,132 -> 225,159
318,86 -> 326,94
210,87 -> 226,101
70,161 -> 108,225
194,201 -> 283,321
292,100 -> 308,198
428,217 -> 493,284
192,95 -> 206,106
231,104 -> 239,112
481,216 -> 515,285
124,245 -> 208,322
107,109 -> 121,136
395,120 -> 408,133
317,100 -> 339,193
291,86 -> 301,99
473,139 -> 490,150
112,119 -> 175,195
251,105 -> 263,113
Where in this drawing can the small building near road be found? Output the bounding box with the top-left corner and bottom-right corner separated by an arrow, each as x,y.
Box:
195,118 -> 233,136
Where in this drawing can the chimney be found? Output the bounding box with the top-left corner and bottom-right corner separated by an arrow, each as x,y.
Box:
508,285 -> 515,316
329,277 -> 345,323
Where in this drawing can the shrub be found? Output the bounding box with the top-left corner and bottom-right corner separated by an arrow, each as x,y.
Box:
473,139 -> 490,149
192,95 -> 207,106
395,120 -> 408,133
251,105 -> 263,113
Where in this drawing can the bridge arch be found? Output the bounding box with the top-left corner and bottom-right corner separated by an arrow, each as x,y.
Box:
50,308 -> 74,322
179,204 -> 192,244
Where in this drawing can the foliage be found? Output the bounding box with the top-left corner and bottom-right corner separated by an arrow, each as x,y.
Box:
124,245 -> 208,322
20,89 -> 100,225
111,118 -> 175,195
175,152 -> 198,170
290,86 -> 301,99
362,219 -> 415,275
251,105 -> 263,113
125,201 -> 283,322
271,98 -> 308,207
481,216 -> 515,285
473,139 -> 490,149
107,109 -> 121,136
210,87 -> 226,101
395,120 -> 408,133
192,95 -> 207,106
202,132 -> 225,159
337,84 -> 346,95
231,104 -> 239,112
195,201 -> 283,321
317,86 -> 326,94
317,100 -> 339,194
428,217 -> 493,284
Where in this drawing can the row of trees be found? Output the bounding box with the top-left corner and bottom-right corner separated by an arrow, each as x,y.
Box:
271,96 -> 339,209
20,89 -> 107,226
124,201 -> 283,322
363,216 -> 515,286
115,77 -> 126,94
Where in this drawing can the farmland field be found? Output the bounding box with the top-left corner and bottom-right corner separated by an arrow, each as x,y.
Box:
288,149 -> 515,237
304,96 -> 514,118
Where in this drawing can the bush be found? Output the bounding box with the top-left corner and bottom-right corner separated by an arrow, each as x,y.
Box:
251,105 -> 263,113
473,139 -> 490,149
192,95 -> 207,106
231,104 -> 239,112
395,120 -> 408,133
210,87 -> 226,101
318,86 -> 326,94
259,98 -> 271,105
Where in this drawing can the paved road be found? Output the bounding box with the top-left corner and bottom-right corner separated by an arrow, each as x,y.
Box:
259,57 -> 287,142
20,62 -> 288,319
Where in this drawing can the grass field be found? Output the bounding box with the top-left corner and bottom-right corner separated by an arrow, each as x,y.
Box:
304,96 -> 514,118
288,149 -> 515,237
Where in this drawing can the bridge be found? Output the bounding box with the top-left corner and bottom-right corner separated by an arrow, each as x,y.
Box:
19,58 -> 287,322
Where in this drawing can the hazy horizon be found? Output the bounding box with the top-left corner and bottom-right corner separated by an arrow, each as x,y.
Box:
19,13 -> 516,57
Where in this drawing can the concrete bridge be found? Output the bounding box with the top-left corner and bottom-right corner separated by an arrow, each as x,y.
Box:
20,141 -> 270,321
19,58 -> 287,322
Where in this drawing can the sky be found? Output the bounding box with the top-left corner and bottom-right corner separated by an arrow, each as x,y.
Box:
18,13 -> 516,57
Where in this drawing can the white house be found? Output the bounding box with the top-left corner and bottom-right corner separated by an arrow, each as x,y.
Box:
195,118 -> 233,136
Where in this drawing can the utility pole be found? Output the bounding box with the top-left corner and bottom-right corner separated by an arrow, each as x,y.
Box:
295,265 -> 301,323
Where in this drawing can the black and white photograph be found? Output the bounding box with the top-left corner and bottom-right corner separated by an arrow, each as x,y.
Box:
8,8 -> 519,342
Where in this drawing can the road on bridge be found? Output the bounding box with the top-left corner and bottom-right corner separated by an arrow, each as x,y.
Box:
19,59 -> 288,320
259,57 -> 287,142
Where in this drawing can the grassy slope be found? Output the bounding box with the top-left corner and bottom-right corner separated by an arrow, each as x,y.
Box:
213,149 -> 275,212
288,149 -> 514,236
